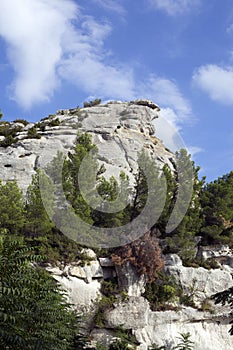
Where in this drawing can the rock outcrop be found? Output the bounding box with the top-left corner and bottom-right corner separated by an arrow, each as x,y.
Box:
44,247 -> 233,350
0,100 -> 173,194
165,253 -> 233,305
91,250 -> 233,350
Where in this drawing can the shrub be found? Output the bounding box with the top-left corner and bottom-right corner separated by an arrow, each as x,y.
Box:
83,98 -> 101,108
27,126 -> 41,139
199,298 -> 214,313
0,123 -> 22,137
173,332 -> 194,350
149,333 -> 194,350
13,119 -> 29,126
48,118 -> 60,127
72,122 -> 83,129
109,339 -> 129,350
101,278 -> 119,296
94,295 -> 117,328
0,135 -> 18,147
112,231 -> 164,283
185,257 -> 219,270
143,271 -> 180,310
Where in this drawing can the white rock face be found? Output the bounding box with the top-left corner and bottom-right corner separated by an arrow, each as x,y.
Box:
46,263 -> 101,311
56,274 -> 101,311
69,262 -> 103,283
165,254 -> 233,303
105,297 -> 150,329
0,101 -> 173,194
115,262 -> 146,297
134,307 -> 233,350
101,253 -> 233,350
104,297 -> 233,350
45,249 -> 103,310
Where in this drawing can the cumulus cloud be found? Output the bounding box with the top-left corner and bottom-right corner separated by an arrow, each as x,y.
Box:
192,64 -> 233,105
58,14 -> 135,100
148,0 -> 200,16
0,0 -> 135,108
0,0 -> 78,108
0,0 -> 192,130
138,76 -> 191,130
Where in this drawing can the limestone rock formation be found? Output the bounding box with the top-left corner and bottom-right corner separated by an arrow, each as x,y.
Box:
91,250 -> 233,350
165,253 -> 233,304
0,100 -> 173,194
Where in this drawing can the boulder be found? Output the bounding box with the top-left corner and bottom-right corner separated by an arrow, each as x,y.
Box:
46,265 -> 101,310
115,262 -> 146,297
69,261 -> 103,283
105,297 -> 150,329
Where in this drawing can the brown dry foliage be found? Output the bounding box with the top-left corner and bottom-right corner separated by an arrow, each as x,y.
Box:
111,231 -> 164,283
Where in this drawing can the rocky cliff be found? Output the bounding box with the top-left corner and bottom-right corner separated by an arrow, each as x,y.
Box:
46,246 -> 233,350
0,100 -> 173,194
0,100 -> 232,350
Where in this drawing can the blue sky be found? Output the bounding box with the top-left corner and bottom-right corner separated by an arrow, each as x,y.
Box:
0,0 -> 233,182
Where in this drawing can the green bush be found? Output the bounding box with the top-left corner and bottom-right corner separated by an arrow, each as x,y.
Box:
199,299 -> 214,313
173,332 -> 194,350
83,98 -> 101,108
149,332 -> 194,350
0,123 -> 22,146
0,135 -> 18,147
13,119 -> 29,126
143,272 -> 180,310
94,295 -> 117,328
101,278 -> 119,296
109,339 -> 129,350
27,126 -> 41,139
48,118 -> 60,127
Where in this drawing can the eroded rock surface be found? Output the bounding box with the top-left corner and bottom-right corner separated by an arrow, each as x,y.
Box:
0,100 -> 173,193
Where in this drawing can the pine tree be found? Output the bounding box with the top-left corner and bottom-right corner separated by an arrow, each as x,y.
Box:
129,150 -> 166,229
93,172 -> 131,228
165,149 -> 204,262
0,180 -> 25,234
25,170 -> 55,237
62,133 -> 96,225
200,171 -> 233,244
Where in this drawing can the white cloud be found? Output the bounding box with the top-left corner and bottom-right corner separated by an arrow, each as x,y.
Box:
138,76 -> 192,130
0,0 -> 134,108
58,15 -> 135,100
0,0 -> 78,109
187,146 -> 203,157
192,64 -> 233,105
148,0 -> 200,16
91,0 -> 126,15
0,0 -> 192,129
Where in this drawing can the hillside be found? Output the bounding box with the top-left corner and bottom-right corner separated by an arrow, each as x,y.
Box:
0,99 -> 232,350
